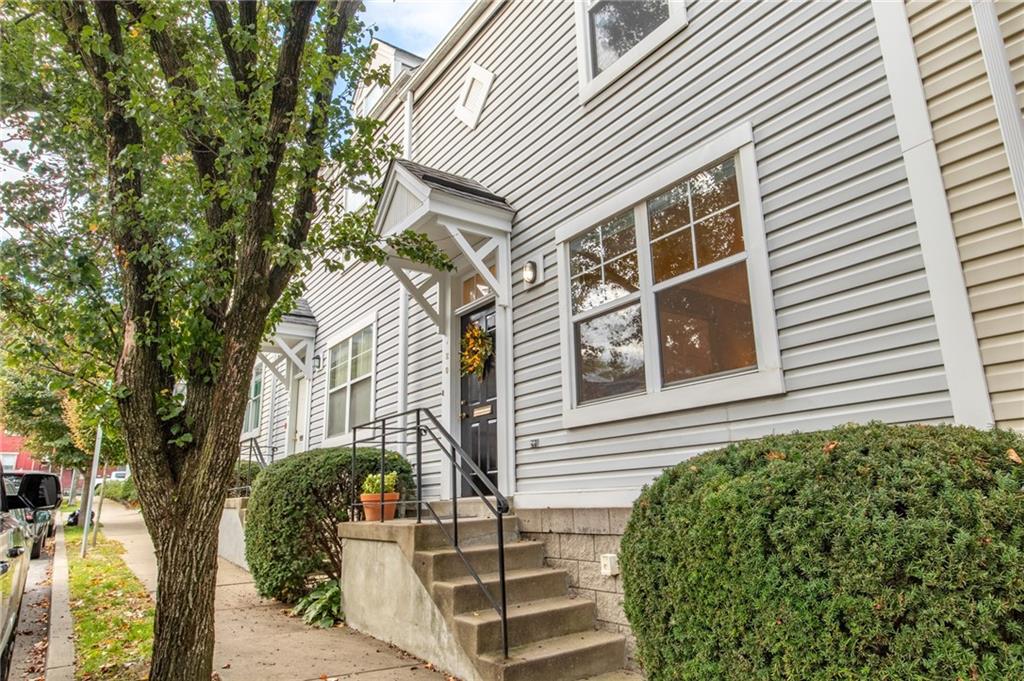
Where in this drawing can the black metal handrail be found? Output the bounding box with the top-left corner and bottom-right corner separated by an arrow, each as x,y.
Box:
349,407 -> 510,658
228,437 -> 271,497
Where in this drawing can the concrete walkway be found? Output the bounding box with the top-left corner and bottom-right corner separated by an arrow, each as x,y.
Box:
99,502 -> 448,681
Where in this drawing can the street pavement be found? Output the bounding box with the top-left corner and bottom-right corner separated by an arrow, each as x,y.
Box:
99,502 -> 450,681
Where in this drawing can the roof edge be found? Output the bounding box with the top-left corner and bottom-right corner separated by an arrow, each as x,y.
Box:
368,0 -> 502,120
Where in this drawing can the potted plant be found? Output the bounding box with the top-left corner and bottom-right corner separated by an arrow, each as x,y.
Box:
360,471 -> 400,521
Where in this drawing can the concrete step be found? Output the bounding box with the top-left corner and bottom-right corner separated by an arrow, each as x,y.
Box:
454,596 -> 598,655
414,515 -> 520,550
425,496 -> 507,519
432,567 -> 569,616
414,541 -> 545,583
477,630 -> 626,681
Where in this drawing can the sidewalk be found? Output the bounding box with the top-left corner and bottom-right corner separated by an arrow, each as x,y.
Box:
99,502 -> 447,681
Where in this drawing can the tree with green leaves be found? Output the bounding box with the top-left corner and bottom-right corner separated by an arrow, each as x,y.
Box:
0,2 -> 449,679
0,356 -> 125,511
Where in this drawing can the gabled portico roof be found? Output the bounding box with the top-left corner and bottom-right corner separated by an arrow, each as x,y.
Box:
257,297 -> 317,384
376,159 -> 515,329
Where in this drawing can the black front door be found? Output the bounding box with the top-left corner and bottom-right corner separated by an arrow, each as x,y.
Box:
459,304 -> 498,497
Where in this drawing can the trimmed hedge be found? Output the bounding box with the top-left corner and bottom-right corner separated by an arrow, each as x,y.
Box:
620,423 -> 1024,680
245,446 -> 413,602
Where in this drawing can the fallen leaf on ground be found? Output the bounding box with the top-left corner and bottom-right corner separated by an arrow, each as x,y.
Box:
1007,448 -> 1021,464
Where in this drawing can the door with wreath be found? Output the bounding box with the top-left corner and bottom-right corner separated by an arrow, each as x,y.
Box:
458,303 -> 498,497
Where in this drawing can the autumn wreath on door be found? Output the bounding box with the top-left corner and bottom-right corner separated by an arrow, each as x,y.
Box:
460,322 -> 494,381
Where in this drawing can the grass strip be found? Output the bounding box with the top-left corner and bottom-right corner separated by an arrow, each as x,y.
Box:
65,524 -> 154,680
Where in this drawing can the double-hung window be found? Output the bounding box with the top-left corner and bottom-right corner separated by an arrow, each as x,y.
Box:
556,124 -> 783,427
575,1 -> 688,102
242,371 -> 262,436
324,317 -> 375,442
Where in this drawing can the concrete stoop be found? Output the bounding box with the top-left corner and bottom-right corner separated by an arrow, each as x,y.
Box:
218,497 -> 250,571
339,510 -> 630,681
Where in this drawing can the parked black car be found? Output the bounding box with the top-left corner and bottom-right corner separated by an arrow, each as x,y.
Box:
0,465 -> 61,679
3,473 -> 58,559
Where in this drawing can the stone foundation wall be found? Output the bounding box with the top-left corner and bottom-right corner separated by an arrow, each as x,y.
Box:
517,507 -> 637,670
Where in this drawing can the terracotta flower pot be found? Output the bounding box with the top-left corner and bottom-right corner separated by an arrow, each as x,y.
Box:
360,492 -> 400,521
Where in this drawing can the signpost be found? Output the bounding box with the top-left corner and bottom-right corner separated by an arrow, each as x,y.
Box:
80,423 -> 102,558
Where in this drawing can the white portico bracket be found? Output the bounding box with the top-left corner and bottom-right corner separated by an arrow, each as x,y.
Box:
274,337 -> 310,379
389,263 -> 441,329
441,221 -> 509,306
257,353 -> 287,384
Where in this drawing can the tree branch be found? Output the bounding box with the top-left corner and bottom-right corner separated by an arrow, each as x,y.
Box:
268,0 -> 358,301
251,0 -> 318,213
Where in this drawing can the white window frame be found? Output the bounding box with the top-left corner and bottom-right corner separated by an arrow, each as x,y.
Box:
574,0 -> 688,103
454,62 -> 495,129
320,312 -> 377,448
555,122 -> 783,428
241,369 -> 262,439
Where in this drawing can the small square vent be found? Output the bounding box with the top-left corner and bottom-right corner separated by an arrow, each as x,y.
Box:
454,63 -> 495,130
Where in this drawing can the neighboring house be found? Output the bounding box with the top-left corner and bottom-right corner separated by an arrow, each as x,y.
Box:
239,1 -> 1023,675
0,431 -> 75,490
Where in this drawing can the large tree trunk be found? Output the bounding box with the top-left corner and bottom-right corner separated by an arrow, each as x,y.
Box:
148,501 -> 222,681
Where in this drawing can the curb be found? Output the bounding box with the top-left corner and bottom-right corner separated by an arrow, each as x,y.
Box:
44,523 -> 75,681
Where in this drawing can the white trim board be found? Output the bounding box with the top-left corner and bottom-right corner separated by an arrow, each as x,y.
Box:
971,0 -> 1024,222
870,0 -> 994,427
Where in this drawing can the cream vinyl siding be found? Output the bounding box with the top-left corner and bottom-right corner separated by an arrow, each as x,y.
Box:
908,0 -> 1024,430
398,0 -> 954,496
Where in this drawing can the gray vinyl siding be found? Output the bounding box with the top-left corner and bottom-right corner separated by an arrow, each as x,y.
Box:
301,257 -> 447,499
291,1 -> 956,500
398,0 -> 954,495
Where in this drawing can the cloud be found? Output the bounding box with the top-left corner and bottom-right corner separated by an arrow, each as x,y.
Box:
361,0 -> 473,58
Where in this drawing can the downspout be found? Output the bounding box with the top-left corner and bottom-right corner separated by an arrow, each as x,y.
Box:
266,365 -> 277,458
403,90 -> 414,161
398,89 -> 414,458
397,286 -> 409,458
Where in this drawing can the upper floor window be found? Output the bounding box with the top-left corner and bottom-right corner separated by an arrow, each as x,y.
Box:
556,124 -> 783,427
242,371 -> 262,436
575,1 -> 688,102
324,318 -> 375,442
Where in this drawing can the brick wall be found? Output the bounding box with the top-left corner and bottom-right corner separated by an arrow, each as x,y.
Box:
516,507 -> 637,670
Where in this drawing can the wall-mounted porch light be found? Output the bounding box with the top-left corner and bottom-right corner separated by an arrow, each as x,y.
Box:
312,354 -> 322,372
522,256 -> 543,289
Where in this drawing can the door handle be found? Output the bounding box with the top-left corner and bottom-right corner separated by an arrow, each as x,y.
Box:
0,561 -> 8,575
7,547 -> 23,558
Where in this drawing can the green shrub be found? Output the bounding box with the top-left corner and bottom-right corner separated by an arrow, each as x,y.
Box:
620,423 -> 1024,681
102,478 -> 138,505
232,460 -> 262,489
292,580 -> 342,629
245,446 -> 413,602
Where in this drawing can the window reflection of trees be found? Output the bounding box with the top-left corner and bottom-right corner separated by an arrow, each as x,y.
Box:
569,212 -> 641,313
589,0 -> 671,74
576,303 -> 645,402
568,154 -> 757,406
